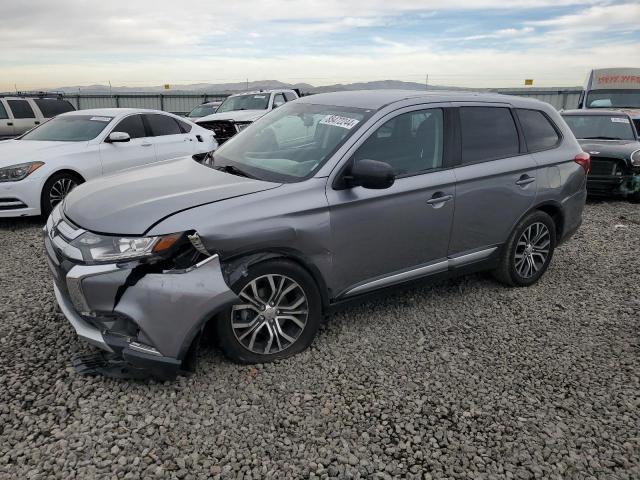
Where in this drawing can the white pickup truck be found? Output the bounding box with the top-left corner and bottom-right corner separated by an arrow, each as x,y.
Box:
195,89 -> 300,144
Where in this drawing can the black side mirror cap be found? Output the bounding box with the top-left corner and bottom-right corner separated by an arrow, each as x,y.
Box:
345,159 -> 395,190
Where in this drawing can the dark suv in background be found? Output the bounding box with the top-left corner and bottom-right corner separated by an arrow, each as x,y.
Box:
44,90 -> 588,379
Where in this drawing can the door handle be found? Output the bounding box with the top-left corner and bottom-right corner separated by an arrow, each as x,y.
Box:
7,122 -> 13,126
141,142 -> 152,147
515,175 -> 535,186
426,192 -> 453,206
34,121 -> 40,125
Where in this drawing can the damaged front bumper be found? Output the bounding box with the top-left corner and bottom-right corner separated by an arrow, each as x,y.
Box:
44,213 -> 239,380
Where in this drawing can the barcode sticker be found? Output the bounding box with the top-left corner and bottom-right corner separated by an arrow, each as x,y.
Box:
611,117 -> 628,123
90,116 -> 112,122
320,115 -> 360,129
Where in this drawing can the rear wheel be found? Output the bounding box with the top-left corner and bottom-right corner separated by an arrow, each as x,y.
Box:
41,172 -> 83,217
493,211 -> 556,287
216,259 -> 322,363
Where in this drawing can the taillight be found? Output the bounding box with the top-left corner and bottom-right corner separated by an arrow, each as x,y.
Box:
575,152 -> 591,175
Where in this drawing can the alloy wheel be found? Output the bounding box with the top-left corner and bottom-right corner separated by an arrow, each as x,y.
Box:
49,177 -> 77,208
514,222 -> 551,279
231,274 -> 309,355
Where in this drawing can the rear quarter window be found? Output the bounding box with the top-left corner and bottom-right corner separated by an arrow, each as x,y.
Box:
34,99 -> 75,117
459,107 -> 520,164
516,109 -> 560,152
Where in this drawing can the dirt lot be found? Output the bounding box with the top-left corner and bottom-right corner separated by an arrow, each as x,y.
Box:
0,201 -> 638,480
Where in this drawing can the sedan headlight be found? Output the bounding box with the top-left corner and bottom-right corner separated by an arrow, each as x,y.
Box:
631,149 -> 640,167
70,231 -> 183,262
0,162 -> 44,182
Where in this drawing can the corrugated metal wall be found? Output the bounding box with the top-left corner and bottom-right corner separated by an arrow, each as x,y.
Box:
64,94 -> 229,114
62,89 -> 582,114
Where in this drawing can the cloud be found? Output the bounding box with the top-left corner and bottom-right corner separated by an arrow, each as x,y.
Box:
462,27 -> 535,41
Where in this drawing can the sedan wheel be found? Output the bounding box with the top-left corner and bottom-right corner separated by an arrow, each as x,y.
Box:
49,177 -> 77,208
41,173 -> 83,217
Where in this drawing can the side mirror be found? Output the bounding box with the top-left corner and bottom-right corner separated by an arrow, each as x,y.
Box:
106,131 -> 131,143
347,159 -> 395,189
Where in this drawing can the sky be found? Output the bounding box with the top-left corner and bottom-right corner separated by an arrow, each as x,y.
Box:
1,0 -> 639,91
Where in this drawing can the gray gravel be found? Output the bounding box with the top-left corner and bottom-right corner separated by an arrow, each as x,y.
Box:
1,201 -> 639,480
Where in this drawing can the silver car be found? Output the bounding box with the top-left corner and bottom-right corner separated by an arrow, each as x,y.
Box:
44,90 -> 588,379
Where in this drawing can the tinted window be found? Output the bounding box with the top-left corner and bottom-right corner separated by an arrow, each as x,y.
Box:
21,115 -> 113,141
176,119 -> 192,133
0,102 -> 7,120
113,114 -> 147,139
284,92 -> 297,102
354,109 -> 444,175
273,94 -> 286,108
517,109 -> 560,151
460,107 -> 519,164
7,100 -> 35,119
145,114 -> 182,136
33,99 -> 75,117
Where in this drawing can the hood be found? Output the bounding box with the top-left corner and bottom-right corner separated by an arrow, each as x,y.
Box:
197,109 -> 267,124
63,157 -> 281,235
0,140 -> 87,168
577,139 -> 640,159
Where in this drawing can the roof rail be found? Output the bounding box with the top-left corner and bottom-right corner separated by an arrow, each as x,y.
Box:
0,91 -> 65,99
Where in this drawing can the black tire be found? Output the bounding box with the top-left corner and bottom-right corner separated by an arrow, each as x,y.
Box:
493,210 -> 557,287
41,172 -> 83,217
628,191 -> 640,204
216,259 -> 322,364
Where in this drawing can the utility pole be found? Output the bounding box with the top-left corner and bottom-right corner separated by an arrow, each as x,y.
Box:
425,74 -> 429,90
246,78 -> 249,91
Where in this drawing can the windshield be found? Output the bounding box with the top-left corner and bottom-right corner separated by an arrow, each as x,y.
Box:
217,94 -> 270,113
211,102 -> 372,182
21,115 -> 114,141
586,90 -> 640,109
563,114 -> 636,141
187,104 -> 218,117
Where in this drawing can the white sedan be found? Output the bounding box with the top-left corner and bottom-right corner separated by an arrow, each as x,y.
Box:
0,108 -> 217,217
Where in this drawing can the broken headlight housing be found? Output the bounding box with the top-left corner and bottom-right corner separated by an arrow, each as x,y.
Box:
70,231 -> 183,263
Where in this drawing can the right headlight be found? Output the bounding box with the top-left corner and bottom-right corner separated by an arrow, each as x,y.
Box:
631,149 -> 640,167
235,121 -> 252,132
0,162 -> 44,182
70,231 -> 183,263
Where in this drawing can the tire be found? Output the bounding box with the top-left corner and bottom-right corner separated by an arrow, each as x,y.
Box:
628,191 -> 640,204
216,259 -> 322,363
493,210 -> 557,287
41,172 -> 83,217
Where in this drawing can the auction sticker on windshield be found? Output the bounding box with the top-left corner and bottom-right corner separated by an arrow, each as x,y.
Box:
611,117 -> 629,123
90,116 -> 113,122
320,115 -> 360,129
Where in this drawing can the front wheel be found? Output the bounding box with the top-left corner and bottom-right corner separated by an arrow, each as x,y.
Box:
41,172 -> 82,217
493,211 -> 557,287
216,259 -> 322,363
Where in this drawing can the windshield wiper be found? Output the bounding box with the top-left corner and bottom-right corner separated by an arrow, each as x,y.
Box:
215,164 -> 255,179
582,136 -> 624,140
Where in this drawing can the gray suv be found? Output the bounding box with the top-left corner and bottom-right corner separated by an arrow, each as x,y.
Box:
44,90 -> 588,379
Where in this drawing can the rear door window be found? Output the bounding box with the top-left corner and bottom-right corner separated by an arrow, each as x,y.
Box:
145,114 -> 182,136
113,114 -> 147,139
33,99 -> 75,117
516,109 -> 560,152
284,92 -> 297,102
7,100 -> 36,119
0,102 -> 8,120
459,107 -> 519,164
273,94 -> 286,108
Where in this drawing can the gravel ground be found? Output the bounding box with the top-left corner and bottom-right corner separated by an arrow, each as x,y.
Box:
0,201 -> 638,480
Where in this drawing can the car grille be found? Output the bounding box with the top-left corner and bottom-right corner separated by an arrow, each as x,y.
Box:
589,157 -> 625,176
0,197 -> 27,210
197,120 -> 237,144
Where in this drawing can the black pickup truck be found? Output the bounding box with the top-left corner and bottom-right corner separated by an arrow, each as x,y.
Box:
562,109 -> 640,202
